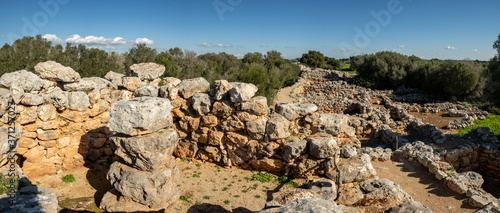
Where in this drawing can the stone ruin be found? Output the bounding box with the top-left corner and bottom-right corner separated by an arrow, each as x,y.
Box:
100,97 -> 180,212
0,61 -> 498,212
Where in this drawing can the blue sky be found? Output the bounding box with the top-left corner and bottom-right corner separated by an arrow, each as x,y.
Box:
0,0 -> 498,60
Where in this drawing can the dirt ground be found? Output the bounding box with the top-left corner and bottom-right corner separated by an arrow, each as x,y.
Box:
30,159 -> 301,213
409,111 -> 459,135
372,154 -> 477,213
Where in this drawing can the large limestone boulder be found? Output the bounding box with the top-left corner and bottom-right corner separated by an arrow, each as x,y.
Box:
68,91 -> 90,111
109,97 -> 173,136
176,77 -> 210,99
259,198 -> 342,213
191,93 -> 212,116
0,70 -> 44,91
308,178 -> 338,202
0,90 -> 12,115
107,162 -> 180,208
275,103 -> 318,121
63,77 -> 117,91
122,77 -> 144,91
358,178 -> 412,208
229,82 -> 258,103
327,154 -> 376,183
266,114 -> 290,140
37,104 -> 57,122
240,96 -> 269,116
129,63 -> 165,81
312,113 -> 355,137
307,133 -> 339,159
10,84 -> 24,104
34,61 -> 80,82
104,71 -> 125,86
111,129 -> 178,172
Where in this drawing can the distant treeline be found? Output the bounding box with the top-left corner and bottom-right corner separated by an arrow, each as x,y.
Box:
0,35 -> 301,101
1,35 -> 499,110
349,48 -> 500,111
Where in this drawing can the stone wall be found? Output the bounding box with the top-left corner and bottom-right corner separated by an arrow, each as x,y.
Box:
0,61 -> 361,179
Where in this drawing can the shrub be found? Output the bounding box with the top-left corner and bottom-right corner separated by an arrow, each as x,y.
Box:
62,174 -> 75,183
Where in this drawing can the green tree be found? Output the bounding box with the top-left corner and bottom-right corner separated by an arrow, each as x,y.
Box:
300,50 -> 324,69
155,51 -> 179,77
264,50 -> 285,69
242,52 -> 264,64
125,43 -> 158,68
494,33 -> 500,58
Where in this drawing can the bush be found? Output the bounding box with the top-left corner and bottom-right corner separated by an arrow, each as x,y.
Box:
300,50 -> 324,69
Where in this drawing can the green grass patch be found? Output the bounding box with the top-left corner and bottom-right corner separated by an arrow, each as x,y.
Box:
252,172 -> 273,183
457,115 -> 500,136
62,174 -> 75,183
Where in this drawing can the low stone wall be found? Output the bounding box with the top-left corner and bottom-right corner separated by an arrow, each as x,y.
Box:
0,61 -> 361,180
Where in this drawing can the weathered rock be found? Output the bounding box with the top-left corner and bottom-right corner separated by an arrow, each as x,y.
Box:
208,129 -> 224,146
209,80 -> 232,100
100,188 -> 171,212
229,82 -> 258,103
0,91 -> 12,115
37,105 -> 57,122
177,77 -> 210,99
275,103 -> 318,121
221,115 -> 245,132
158,85 -> 178,100
312,113 -> 355,137
122,77 -> 143,91
0,185 -> 58,213
342,145 -> 357,158
19,94 -> 44,106
387,201 -> 432,213
191,93 -> 212,116
0,127 -> 24,167
107,161 -> 180,208
45,87 -> 68,110
34,61 -> 80,82
469,195 -> 490,208
327,154 -> 376,183
361,147 -> 392,161
308,178 -> 337,202
10,84 -> 24,104
173,140 -> 198,159
446,171 -> 484,194
358,178 -> 412,209
111,129 -> 178,172
337,187 -> 364,206
307,133 -> 339,159
259,198 -> 342,213
249,157 -> 285,172
161,77 -> 181,87
266,114 -> 290,140
109,97 -> 174,136
201,115 -> 218,127
104,71 -> 125,86
282,138 -> 307,161
179,116 -> 200,132
68,91 -> 90,111
0,70 -> 44,91
212,100 -> 233,118
134,85 -> 159,97
273,189 -> 319,205
19,107 -> 37,125
246,117 -> 268,141
63,77 -> 116,91
129,63 -> 165,80
240,96 -> 269,116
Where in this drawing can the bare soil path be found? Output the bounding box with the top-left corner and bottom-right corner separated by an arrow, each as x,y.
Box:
272,78 -> 308,106
372,154 -> 476,213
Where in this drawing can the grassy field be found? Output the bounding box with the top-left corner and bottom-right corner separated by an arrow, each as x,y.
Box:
457,115 -> 500,136
339,64 -> 358,74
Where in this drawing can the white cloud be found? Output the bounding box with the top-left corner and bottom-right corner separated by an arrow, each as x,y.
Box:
446,45 -> 457,50
199,42 -> 232,48
398,45 -> 406,48
472,49 -> 479,53
42,34 -> 63,44
135,38 -> 154,45
42,34 -> 154,47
